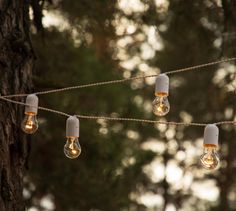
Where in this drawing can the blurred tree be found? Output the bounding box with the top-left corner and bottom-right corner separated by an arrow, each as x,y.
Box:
1,0 -> 236,210
26,0 -> 236,210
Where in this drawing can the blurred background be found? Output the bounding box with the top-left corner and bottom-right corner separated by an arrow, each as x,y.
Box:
24,0 -> 236,210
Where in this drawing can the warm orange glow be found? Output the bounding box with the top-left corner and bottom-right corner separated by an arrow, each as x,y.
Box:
21,113 -> 38,134
25,112 -> 36,115
155,92 -> 168,97
25,121 -> 33,129
200,146 -> 219,170
152,95 -> 170,116
71,149 -> 78,155
204,144 -> 217,148
64,137 -> 81,159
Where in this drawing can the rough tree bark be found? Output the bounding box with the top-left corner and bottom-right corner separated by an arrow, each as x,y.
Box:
0,0 -> 34,210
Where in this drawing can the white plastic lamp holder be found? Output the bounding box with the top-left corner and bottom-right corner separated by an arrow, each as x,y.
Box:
155,74 -> 169,95
66,116 -> 80,137
25,94 -> 38,114
203,124 -> 219,146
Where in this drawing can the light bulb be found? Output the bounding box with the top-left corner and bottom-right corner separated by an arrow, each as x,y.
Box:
65,116 -> 81,159
200,145 -> 220,170
200,124 -> 220,170
64,137 -> 81,159
21,113 -> 38,134
153,74 -> 170,116
22,94 -> 39,134
152,94 -> 170,116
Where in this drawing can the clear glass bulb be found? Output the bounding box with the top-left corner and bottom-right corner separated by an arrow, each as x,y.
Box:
21,113 -> 38,134
64,137 -> 81,159
200,145 -> 220,170
152,94 -> 170,116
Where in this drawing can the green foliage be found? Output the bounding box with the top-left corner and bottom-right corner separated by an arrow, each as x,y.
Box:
25,0 -> 236,210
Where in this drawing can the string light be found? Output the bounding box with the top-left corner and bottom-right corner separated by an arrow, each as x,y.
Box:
153,74 -> 170,116
64,116 -> 81,159
21,94 -> 39,134
0,57 -> 235,165
200,124 -> 220,170
0,96 -> 235,166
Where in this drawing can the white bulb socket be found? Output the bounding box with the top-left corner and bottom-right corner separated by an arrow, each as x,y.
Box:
66,116 -> 80,137
155,74 -> 169,95
25,94 -> 38,114
203,124 -> 219,146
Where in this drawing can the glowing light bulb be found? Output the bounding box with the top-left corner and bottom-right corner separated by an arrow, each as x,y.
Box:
200,145 -> 219,170
21,94 -> 39,134
153,74 -> 170,116
200,124 -> 220,170
64,116 -> 81,159
21,113 -> 38,134
152,94 -> 170,116
64,137 -> 81,159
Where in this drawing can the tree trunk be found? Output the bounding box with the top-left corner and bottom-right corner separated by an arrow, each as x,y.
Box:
0,0 -> 34,210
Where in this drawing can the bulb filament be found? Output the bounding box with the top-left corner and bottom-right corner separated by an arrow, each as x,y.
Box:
200,145 -> 219,170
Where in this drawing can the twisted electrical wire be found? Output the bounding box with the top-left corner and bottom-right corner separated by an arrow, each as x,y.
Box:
0,96 -> 235,127
2,57 -> 236,98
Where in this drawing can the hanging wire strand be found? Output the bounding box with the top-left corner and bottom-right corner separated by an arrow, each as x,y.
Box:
0,96 -> 235,127
75,114 -> 208,126
215,121 -> 236,125
164,57 -> 236,75
0,96 -> 70,117
2,57 -> 236,98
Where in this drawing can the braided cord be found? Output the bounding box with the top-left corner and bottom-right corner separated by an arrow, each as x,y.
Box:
2,57 -> 236,98
1,96 -> 235,127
